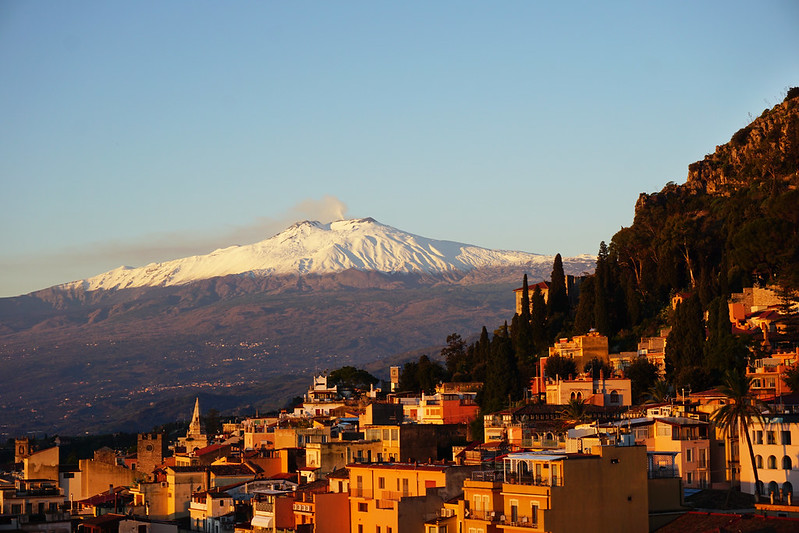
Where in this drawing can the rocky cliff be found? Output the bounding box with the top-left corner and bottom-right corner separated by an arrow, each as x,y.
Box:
686,89 -> 799,194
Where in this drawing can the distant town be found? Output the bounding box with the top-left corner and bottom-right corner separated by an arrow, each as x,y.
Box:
3,280 -> 799,533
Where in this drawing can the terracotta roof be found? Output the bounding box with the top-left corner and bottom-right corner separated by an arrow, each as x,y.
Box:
325,467 -> 349,480
296,479 -> 329,493
194,443 -> 228,456
168,464 -> 259,476
654,511 -> 799,533
265,472 -> 299,481
514,281 -> 549,292
79,488 -> 129,506
80,514 -> 126,526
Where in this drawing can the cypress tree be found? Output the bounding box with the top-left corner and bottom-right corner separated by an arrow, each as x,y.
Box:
483,329 -> 521,413
520,274 -> 531,321
513,275 -> 535,378
547,254 -> 570,317
530,285 -> 548,353
666,294 -> 709,389
594,242 -> 611,335
573,275 -> 596,334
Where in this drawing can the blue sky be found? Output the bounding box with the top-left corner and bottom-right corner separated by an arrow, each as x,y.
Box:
1,1 -> 797,297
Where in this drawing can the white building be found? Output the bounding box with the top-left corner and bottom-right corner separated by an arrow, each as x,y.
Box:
740,414 -> 799,501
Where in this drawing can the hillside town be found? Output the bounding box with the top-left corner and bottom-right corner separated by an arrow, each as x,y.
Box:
3,283 -> 799,533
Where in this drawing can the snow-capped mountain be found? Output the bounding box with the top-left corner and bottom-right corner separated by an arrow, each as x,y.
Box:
61,218 -> 594,292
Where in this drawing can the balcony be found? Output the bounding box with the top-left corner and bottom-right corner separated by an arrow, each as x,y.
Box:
497,514 -> 539,528
465,510 -> 500,522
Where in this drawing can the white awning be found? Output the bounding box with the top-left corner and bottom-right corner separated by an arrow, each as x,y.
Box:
251,515 -> 274,528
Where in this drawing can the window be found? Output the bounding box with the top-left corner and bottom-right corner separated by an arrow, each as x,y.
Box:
767,431 -> 777,445
784,456 -> 793,470
686,448 -> 693,462
532,502 -> 539,526
783,431 -> 792,445
755,431 -> 763,444
402,478 -> 409,496
378,477 -> 385,489
686,472 -> 693,485
510,500 -> 518,523
473,495 -> 482,512
377,527 -> 381,533
610,390 -> 619,404
768,455 -> 777,469
358,526 -> 363,533
756,455 -> 763,468
11,504 -> 21,515
358,502 -> 368,512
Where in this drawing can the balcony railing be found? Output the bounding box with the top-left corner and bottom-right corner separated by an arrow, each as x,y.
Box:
504,474 -> 560,487
471,470 -> 503,482
648,465 -> 678,479
253,501 -> 273,513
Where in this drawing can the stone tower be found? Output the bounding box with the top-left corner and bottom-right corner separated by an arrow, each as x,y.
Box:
137,433 -> 165,480
178,397 -> 209,452
14,438 -> 30,463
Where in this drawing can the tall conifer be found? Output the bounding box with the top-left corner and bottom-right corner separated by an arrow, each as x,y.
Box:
547,254 -> 570,317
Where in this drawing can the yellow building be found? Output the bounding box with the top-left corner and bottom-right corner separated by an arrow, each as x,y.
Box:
454,445 -> 650,533
305,440 -> 383,477
548,331 -> 609,370
362,424 -> 467,463
349,462 -> 477,533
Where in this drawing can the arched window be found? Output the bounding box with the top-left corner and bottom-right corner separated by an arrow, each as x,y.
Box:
756,480 -> 765,495
784,481 -> 793,496
768,481 -> 779,496
756,455 -> 763,469
546,432 -> 554,441
570,392 -> 576,400
610,390 -> 620,404
576,392 -> 582,400
783,456 -> 793,470
768,455 -> 777,469
531,432 -> 539,441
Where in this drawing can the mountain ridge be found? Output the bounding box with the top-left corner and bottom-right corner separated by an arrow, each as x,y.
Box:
52,217 -> 592,294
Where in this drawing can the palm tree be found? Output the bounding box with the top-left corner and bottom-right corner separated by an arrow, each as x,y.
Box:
710,368 -> 766,502
645,380 -> 673,404
560,397 -> 589,428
